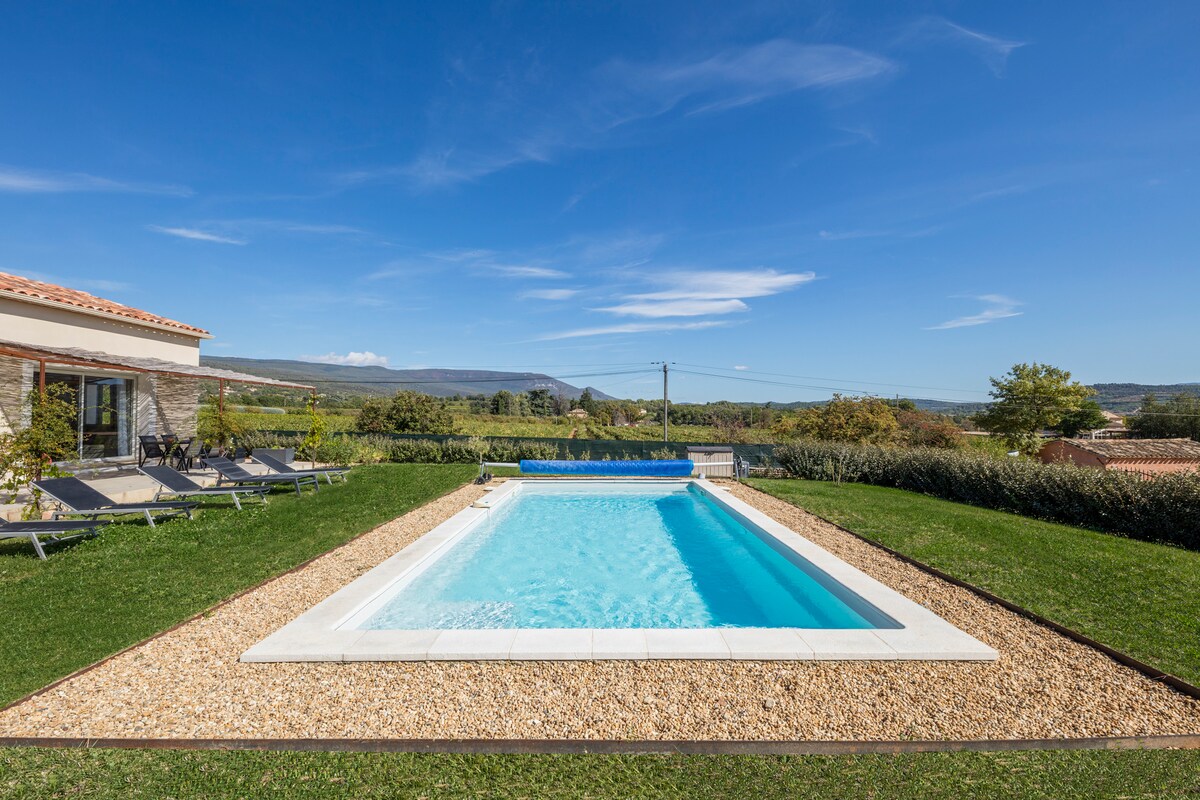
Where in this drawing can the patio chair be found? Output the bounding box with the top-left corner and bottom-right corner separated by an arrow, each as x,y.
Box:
139,466 -> 270,510
251,451 -> 350,485
171,438 -> 205,472
0,517 -> 110,560
32,477 -> 198,528
138,435 -> 167,468
201,455 -> 319,496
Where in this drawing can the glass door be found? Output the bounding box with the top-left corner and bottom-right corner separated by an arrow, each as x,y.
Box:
43,372 -> 135,459
82,377 -> 134,458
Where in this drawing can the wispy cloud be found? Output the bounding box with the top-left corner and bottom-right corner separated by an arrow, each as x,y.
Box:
497,265 -> 568,279
300,351 -> 390,367
734,365 -> 750,371
536,320 -> 731,341
148,226 -> 247,245
522,288 -> 580,300
926,294 -> 1023,330
0,166 -> 192,196
341,40 -> 894,189
901,17 -> 1026,76
600,40 -> 895,118
630,269 -> 817,301
598,298 -> 749,318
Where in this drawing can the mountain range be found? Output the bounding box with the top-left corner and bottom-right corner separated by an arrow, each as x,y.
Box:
200,356 -> 616,400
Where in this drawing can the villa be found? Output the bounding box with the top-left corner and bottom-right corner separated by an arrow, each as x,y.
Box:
0,271 -> 309,464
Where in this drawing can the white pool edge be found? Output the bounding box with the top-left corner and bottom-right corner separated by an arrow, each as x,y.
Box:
241,479 -> 998,663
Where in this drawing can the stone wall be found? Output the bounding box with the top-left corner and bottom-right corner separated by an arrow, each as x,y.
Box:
152,375 -> 200,436
0,356 -> 33,435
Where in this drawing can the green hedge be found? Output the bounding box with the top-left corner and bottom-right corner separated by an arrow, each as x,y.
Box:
773,440 -> 1200,549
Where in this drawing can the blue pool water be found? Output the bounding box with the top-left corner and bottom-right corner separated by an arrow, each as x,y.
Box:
360,483 -> 893,630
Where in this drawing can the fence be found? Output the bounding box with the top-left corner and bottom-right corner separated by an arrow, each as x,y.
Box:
257,430 -> 780,466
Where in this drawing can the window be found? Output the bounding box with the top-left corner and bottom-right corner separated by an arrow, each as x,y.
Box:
44,372 -> 136,459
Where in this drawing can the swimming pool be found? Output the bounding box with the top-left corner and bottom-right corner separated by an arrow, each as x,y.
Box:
243,480 -> 997,661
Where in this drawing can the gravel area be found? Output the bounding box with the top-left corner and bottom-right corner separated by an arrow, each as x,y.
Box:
2,479 -> 1198,741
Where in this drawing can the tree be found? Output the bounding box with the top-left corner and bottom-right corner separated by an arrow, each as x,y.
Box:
1057,400 -> 1110,438
354,398 -> 391,433
300,394 -> 327,466
897,409 -> 963,449
974,363 -> 1094,454
790,395 -> 899,444
527,389 -> 554,417
355,391 -> 453,434
578,388 -> 597,416
490,390 -> 515,416
1129,393 -> 1200,440
387,391 -> 454,434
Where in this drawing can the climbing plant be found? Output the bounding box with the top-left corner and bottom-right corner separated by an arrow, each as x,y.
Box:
0,384 -> 78,518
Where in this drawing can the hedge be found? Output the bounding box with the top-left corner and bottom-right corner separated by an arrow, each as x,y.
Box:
774,440 -> 1200,550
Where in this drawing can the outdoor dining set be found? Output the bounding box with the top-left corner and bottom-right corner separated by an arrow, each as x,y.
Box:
137,434 -> 209,471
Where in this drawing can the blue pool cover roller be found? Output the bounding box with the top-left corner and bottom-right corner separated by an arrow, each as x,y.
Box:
519,459 -> 694,477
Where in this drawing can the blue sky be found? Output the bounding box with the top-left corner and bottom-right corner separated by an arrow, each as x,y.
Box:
2,2 -> 1198,403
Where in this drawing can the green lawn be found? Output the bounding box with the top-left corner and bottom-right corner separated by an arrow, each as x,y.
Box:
3,748 -> 1200,799
748,478 -> 1200,685
2,467 -> 1198,797
0,463 -> 476,705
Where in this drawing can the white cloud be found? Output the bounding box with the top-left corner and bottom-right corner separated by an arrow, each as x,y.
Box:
0,166 -> 191,196
496,265 -> 569,279
926,295 -> 1023,330
341,41 -> 894,189
148,226 -> 247,245
537,320 -> 730,341
522,288 -> 580,300
630,269 -> 817,301
300,351 -> 390,367
734,365 -> 750,371
598,298 -> 749,318
603,40 -> 895,118
902,17 -> 1026,76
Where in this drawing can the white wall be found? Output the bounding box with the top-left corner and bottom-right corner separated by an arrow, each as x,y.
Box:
0,296 -> 203,365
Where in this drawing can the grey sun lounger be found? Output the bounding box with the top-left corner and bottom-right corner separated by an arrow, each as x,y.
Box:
139,466 -> 271,510
251,452 -> 350,485
0,517 -> 110,559
201,456 -> 320,495
32,477 -> 197,528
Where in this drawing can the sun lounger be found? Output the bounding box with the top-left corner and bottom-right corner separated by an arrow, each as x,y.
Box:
139,466 -> 270,510
32,477 -> 197,528
250,452 -> 350,485
201,456 -> 319,495
0,517 -> 110,559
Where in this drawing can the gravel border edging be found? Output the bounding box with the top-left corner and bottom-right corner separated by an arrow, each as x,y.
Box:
737,481 -> 1200,702
0,734 -> 1198,755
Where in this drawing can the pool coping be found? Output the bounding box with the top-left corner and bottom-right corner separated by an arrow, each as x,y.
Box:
240,479 -> 998,663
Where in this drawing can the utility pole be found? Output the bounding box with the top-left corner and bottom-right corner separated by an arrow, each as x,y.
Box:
662,362 -> 669,442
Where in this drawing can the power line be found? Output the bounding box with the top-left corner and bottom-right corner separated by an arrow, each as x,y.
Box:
674,362 -> 988,397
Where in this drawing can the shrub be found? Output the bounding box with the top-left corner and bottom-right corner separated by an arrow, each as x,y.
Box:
773,439 -> 1200,549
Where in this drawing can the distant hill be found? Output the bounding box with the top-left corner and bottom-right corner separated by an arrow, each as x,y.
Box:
200,356 -> 616,400
1089,383 -> 1200,413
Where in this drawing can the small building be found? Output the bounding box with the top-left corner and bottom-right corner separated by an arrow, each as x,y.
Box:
1083,410 -> 1128,439
687,445 -> 735,478
566,408 -> 589,419
0,271 -> 310,464
1038,438 -> 1200,476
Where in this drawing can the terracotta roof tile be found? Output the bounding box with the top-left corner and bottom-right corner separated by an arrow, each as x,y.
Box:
1054,438 -> 1200,460
0,271 -> 209,336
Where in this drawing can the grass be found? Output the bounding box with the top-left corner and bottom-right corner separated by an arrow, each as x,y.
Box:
2,748 -> 1199,799
0,463 -> 475,706
747,478 -> 1200,684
